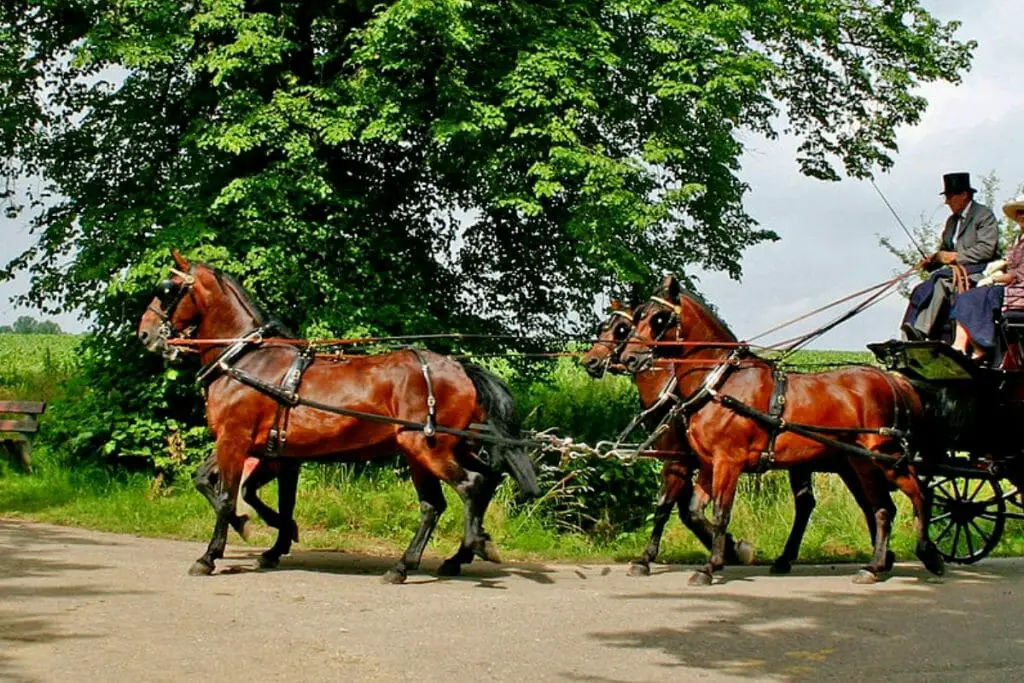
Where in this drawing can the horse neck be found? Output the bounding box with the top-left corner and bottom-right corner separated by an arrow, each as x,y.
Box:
671,302 -> 738,398
196,282 -> 264,366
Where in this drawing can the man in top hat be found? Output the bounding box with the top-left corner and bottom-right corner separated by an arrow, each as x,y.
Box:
901,172 -> 1001,341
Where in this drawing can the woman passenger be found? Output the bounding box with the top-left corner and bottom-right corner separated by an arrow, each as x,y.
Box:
950,194 -> 1024,359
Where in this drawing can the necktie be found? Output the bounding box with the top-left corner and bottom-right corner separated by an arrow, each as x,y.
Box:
949,213 -> 963,249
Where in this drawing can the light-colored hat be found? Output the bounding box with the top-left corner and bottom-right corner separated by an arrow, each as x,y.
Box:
1003,194 -> 1024,220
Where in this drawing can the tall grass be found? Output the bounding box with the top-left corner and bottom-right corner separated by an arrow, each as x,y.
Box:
0,334 -> 80,401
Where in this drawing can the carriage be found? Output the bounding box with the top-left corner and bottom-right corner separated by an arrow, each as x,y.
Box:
867,339 -> 1024,564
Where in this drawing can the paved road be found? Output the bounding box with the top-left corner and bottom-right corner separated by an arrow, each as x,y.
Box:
2,519 -> 1023,682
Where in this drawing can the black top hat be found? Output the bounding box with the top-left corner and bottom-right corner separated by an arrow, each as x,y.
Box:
941,172 -> 976,196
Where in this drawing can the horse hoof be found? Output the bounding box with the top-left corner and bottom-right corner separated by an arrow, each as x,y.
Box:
769,559 -> 792,575
239,519 -> 254,543
627,563 -> 651,578
852,569 -> 880,585
381,569 -> 407,585
258,553 -> 281,570
188,559 -> 214,576
290,522 -> 300,543
688,571 -> 713,587
736,541 -> 756,566
437,560 -> 462,577
884,550 -> 896,572
920,547 -> 945,576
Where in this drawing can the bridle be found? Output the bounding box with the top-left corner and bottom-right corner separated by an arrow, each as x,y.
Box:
147,267 -> 198,358
593,309 -> 635,375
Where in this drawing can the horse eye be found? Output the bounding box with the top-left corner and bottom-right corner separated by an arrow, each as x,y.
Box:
614,323 -> 630,340
652,312 -> 670,330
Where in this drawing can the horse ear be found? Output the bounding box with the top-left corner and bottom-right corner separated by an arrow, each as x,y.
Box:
170,248 -> 191,271
628,282 -> 642,309
662,273 -> 681,302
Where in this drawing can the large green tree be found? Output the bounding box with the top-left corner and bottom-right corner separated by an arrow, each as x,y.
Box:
0,0 -> 974,467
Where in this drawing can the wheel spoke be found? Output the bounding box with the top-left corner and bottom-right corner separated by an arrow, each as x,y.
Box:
952,523 -> 962,556
951,478 -> 962,500
934,520 -> 955,543
965,524 -> 976,557
931,511 -> 952,523
967,480 -> 985,502
968,519 -> 993,546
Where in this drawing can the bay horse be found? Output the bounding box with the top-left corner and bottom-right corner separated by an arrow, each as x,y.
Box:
138,251 -> 539,582
620,275 -> 944,585
581,300 -> 884,575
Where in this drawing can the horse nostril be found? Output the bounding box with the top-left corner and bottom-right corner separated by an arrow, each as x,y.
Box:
139,330 -> 150,344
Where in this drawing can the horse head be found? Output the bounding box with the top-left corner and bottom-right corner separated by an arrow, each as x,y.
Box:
621,274 -> 735,374
580,299 -> 635,378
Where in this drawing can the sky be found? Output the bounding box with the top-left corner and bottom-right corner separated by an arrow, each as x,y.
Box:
1,0 -> 1021,348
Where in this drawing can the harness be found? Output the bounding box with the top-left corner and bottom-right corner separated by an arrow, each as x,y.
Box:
636,293 -> 913,470
152,266 -> 440,457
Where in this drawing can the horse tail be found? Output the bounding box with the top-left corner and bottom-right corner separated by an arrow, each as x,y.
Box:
461,362 -> 540,497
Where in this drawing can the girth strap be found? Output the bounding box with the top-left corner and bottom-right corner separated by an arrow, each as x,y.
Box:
265,346 -> 316,458
757,369 -> 789,473
406,348 -> 438,440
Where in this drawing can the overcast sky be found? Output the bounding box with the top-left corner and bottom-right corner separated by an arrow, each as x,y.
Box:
1,0 -> 1020,349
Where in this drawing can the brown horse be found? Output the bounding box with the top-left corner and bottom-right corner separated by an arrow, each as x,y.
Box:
581,300 -> 883,575
138,251 -> 539,582
620,275 -> 944,585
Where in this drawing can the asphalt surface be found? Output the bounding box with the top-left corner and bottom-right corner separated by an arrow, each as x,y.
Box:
2,519 -> 1023,682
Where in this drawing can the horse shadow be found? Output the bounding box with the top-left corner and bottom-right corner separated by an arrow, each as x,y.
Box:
215,546 -> 558,587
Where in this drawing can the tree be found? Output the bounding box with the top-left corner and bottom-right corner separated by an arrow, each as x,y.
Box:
0,0 -> 975,467
5,315 -> 63,334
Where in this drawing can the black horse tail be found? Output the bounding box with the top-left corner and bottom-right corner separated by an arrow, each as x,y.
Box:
462,362 -> 540,497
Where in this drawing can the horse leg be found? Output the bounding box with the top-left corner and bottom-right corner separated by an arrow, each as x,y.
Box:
849,463 -> 898,584
193,452 -> 250,540
890,467 -> 944,576
685,466 -> 755,566
190,441 -> 246,576
258,460 -> 301,570
836,463 -> 895,572
438,465 -> 502,577
629,460 -> 690,577
771,465 -> 816,574
382,450 -> 448,585
689,461 -> 741,586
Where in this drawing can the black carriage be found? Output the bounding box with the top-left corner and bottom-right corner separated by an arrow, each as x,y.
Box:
868,339 -> 1024,564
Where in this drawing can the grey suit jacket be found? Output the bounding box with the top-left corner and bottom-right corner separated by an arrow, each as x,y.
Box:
938,201 -> 1000,265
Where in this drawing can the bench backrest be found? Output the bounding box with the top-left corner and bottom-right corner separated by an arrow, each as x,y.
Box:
0,401 -> 47,435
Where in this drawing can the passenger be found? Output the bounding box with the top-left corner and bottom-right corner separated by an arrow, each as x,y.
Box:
950,194 -> 1024,359
901,172 -> 1000,341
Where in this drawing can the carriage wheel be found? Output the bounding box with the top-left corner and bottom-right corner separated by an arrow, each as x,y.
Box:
928,475 -> 1006,565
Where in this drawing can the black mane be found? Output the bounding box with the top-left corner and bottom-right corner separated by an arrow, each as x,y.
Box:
636,285 -> 737,342
206,265 -> 295,338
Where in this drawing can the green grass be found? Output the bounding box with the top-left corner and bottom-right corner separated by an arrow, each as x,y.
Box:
5,447 -> 1023,566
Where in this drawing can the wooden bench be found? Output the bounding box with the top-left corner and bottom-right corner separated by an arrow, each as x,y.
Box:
0,400 -> 46,473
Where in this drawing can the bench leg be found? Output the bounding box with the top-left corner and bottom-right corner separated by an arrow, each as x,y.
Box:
17,440 -> 32,474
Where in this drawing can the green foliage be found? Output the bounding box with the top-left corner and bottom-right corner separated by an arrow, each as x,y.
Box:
1,0 -> 973,466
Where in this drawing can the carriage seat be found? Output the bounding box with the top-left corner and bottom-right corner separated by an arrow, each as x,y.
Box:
996,308 -> 1024,368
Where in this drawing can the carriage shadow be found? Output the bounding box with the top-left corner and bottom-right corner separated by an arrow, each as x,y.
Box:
585,560 -> 1024,681
215,547 -> 558,586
